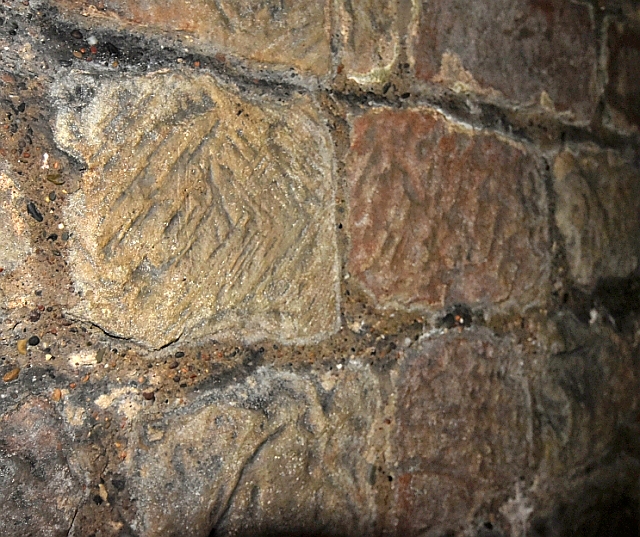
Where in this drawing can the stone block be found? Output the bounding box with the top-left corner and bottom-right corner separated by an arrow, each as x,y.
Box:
606,19 -> 640,131
536,313 -> 639,475
337,0 -> 400,83
52,70 -> 339,348
124,365 -> 384,536
553,148 -> 640,287
0,399 -> 84,537
394,329 -> 535,535
412,0 -> 598,121
49,0 -> 331,76
346,108 -> 550,312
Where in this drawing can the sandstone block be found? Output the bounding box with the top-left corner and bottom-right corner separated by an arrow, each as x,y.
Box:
125,365 -> 384,536
49,0 -> 331,76
53,70 -> 339,348
412,0 -> 598,121
553,148 -> 640,287
394,329 -> 535,535
337,0 -> 400,83
346,108 -> 550,312
606,20 -> 640,131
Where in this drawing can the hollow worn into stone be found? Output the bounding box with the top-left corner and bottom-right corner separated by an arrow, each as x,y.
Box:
53,71 -> 339,348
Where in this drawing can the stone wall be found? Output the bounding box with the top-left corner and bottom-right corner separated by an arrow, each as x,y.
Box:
0,0 -> 639,536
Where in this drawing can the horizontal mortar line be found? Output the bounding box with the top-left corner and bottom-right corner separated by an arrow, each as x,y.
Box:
34,12 -> 640,157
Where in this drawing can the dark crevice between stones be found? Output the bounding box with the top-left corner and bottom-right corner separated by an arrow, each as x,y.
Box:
26,3 -> 640,158
565,275 -> 640,333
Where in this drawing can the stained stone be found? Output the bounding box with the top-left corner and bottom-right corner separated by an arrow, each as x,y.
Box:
394,328 -> 536,535
346,108 -> 550,312
121,365 -> 384,537
53,70 -> 339,349
49,0 -> 331,76
412,0 -> 598,121
337,0 -> 400,83
0,399 -> 84,537
0,169 -> 31,274
606,20 -> 640,131
553,148 -> 640,287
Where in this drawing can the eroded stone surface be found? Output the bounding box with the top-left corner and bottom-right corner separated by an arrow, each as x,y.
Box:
393,328 -> 535,536
347,108 -> 550,312
412,0 -> 598,121
0,169 -> 31,274
119,364 -> 386,537
536,312 -> 639,477
49,0 -> 331,76
553,148 -> 640,287
337,0 -> 400,83
606,19 -> 640,131
0,399 -> 84,537
53,70 -> 339,348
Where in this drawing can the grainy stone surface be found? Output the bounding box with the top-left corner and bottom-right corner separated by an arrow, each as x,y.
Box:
0,399 -> 85,537
49,0 -> 332,76
553,148 -> 640,287
347,108 -> 550,312
337,0 -> 400,83
53,70 -> 339,349
0,169 -> 31,275
393,328 -> 536,536
0,1 -> 639,536
606,20 -> 640,131
536,313 -> 639,478
412,0 -> 598,121
121,365 -> 386,537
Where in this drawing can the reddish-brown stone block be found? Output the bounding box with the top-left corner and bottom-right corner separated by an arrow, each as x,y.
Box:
606,20 -> 640,131
412,0 -> 598,121
346,108 -> 550,312
394,329 -> 534,535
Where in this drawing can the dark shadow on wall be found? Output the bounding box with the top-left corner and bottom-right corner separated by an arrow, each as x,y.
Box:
529,480 -> 640,537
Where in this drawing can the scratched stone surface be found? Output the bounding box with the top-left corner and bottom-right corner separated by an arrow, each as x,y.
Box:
337,0 -> 400,83
48,0 -> 331,77
52,70 -> 339,349
412,0 -> 598,121
95,364 -> 387,537
393,328 -> 536,536
346,107 -> 550,313
553,147 -> 640,288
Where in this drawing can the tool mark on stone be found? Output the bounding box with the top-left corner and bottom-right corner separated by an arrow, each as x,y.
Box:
54,71 -> 339,347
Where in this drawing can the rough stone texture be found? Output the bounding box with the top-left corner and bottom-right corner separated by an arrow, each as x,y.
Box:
0,399 -> 84,537
0,168 -> 31,274
49,0 -> 332,77
347,108 -> 550,312
536,312 -> 639,478
394,328 -> 536,536
553,148 -> 640,287
1,1 -> 640,536
606,19 -> 640,131
337,0 -> 400,83
119,365 -> 387,537
412,0 -> 598,121
53,70 -> 339,349
0,167 -> 33,314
